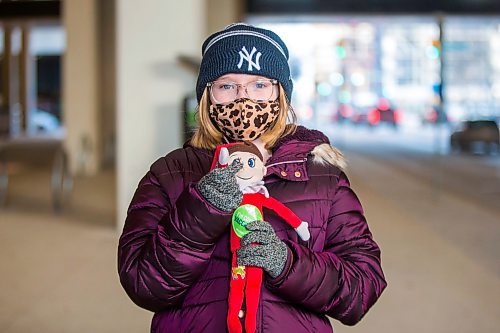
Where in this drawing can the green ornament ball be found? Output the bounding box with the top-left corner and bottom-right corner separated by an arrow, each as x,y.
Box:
232,204 -> 263,238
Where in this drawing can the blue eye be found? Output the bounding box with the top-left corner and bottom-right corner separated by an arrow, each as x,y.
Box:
248,158 -> 256,168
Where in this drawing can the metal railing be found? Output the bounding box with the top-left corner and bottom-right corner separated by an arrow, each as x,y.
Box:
0,136 -> 72,212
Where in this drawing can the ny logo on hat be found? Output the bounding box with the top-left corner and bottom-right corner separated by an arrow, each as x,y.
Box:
237,46 -> 261,71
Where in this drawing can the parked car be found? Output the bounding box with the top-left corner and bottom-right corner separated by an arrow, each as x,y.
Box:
421,107 -> 449,125
333,103 -> 354,123
351,108 -> 369,126
450,120 -> 500,154
367,98 -> 401,128
31,108 -> 61,133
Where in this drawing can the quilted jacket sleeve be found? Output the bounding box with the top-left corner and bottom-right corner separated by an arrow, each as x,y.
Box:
266,172 -> 387,325
118,153 -> 231,312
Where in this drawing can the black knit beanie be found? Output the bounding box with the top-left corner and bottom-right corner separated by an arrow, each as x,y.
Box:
196,23 -> 293,103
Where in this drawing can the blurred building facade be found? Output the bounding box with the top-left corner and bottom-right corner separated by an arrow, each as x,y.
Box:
1,0 -> 499,229
0,0 -> 243,227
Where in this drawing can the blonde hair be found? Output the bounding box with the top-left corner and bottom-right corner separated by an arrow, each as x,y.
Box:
190,85 -> 297,150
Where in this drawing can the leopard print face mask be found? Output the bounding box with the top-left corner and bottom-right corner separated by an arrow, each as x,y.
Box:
209,98 -> 280,141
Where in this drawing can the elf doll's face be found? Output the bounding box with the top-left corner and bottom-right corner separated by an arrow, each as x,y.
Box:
227,151 -> 266,190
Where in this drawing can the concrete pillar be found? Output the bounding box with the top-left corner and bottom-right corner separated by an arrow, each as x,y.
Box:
116,0 -> 206,229
2,25 -> 22,137
20,25 -> 36,135
62,0 -> 99,175
98,0 -> 117,168
206,0 -> 244,34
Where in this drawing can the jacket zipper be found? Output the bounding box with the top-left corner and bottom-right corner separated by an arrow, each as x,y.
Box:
266,157 -> 307,168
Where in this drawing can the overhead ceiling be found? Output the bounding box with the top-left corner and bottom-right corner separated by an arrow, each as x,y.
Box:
0,0 -> 60,20
246,0 -> 500,14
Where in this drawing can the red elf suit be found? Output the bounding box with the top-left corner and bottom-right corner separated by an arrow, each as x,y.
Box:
211,142 -> 310,333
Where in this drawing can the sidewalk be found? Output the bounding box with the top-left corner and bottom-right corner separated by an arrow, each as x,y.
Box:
335,151 -> 500,333
0,168 -> 151,333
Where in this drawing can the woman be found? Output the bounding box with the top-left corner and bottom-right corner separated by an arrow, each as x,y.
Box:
118,23 -> 386,333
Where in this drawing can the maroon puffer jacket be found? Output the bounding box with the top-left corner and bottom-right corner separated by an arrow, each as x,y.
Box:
118,126 -> 386,333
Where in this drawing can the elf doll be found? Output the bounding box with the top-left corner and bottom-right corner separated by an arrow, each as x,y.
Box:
210,141 -> 310,333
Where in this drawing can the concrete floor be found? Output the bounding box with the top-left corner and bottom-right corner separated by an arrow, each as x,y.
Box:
0,152 -> 499,333
337,152 -> 500,333
0,167 -> 151,333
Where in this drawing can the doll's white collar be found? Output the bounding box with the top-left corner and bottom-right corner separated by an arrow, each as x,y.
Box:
241,181 -> 269,198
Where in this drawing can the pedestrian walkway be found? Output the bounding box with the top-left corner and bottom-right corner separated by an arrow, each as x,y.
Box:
0,168 -> 151,333
0,151 -> 499,332
335,151 -> 500,333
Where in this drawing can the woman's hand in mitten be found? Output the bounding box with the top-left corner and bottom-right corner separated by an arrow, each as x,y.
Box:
236,221 -> 288,278
197,160 -> 243,212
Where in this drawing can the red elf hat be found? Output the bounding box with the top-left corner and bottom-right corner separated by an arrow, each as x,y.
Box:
210,142 -> 245,170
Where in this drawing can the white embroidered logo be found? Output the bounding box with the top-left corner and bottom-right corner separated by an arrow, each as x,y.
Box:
237,46 -> 262,71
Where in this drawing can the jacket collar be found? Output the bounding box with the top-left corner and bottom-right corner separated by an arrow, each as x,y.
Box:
271,125 -> 330,153
266,126 -> 329,164
264,126 -> 330,181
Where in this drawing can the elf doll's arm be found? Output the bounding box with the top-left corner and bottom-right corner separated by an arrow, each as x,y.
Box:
261,196 -> 310,241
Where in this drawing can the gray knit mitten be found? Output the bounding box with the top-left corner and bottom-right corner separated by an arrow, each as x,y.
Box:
197,160 -> 243,212
236,221 -> 288,278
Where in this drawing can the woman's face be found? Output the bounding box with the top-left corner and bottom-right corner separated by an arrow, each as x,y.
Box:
209,73 -> 279,105
207,73 -> 281,141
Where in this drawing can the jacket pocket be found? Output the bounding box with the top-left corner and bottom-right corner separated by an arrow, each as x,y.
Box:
182,275 -> 228,307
